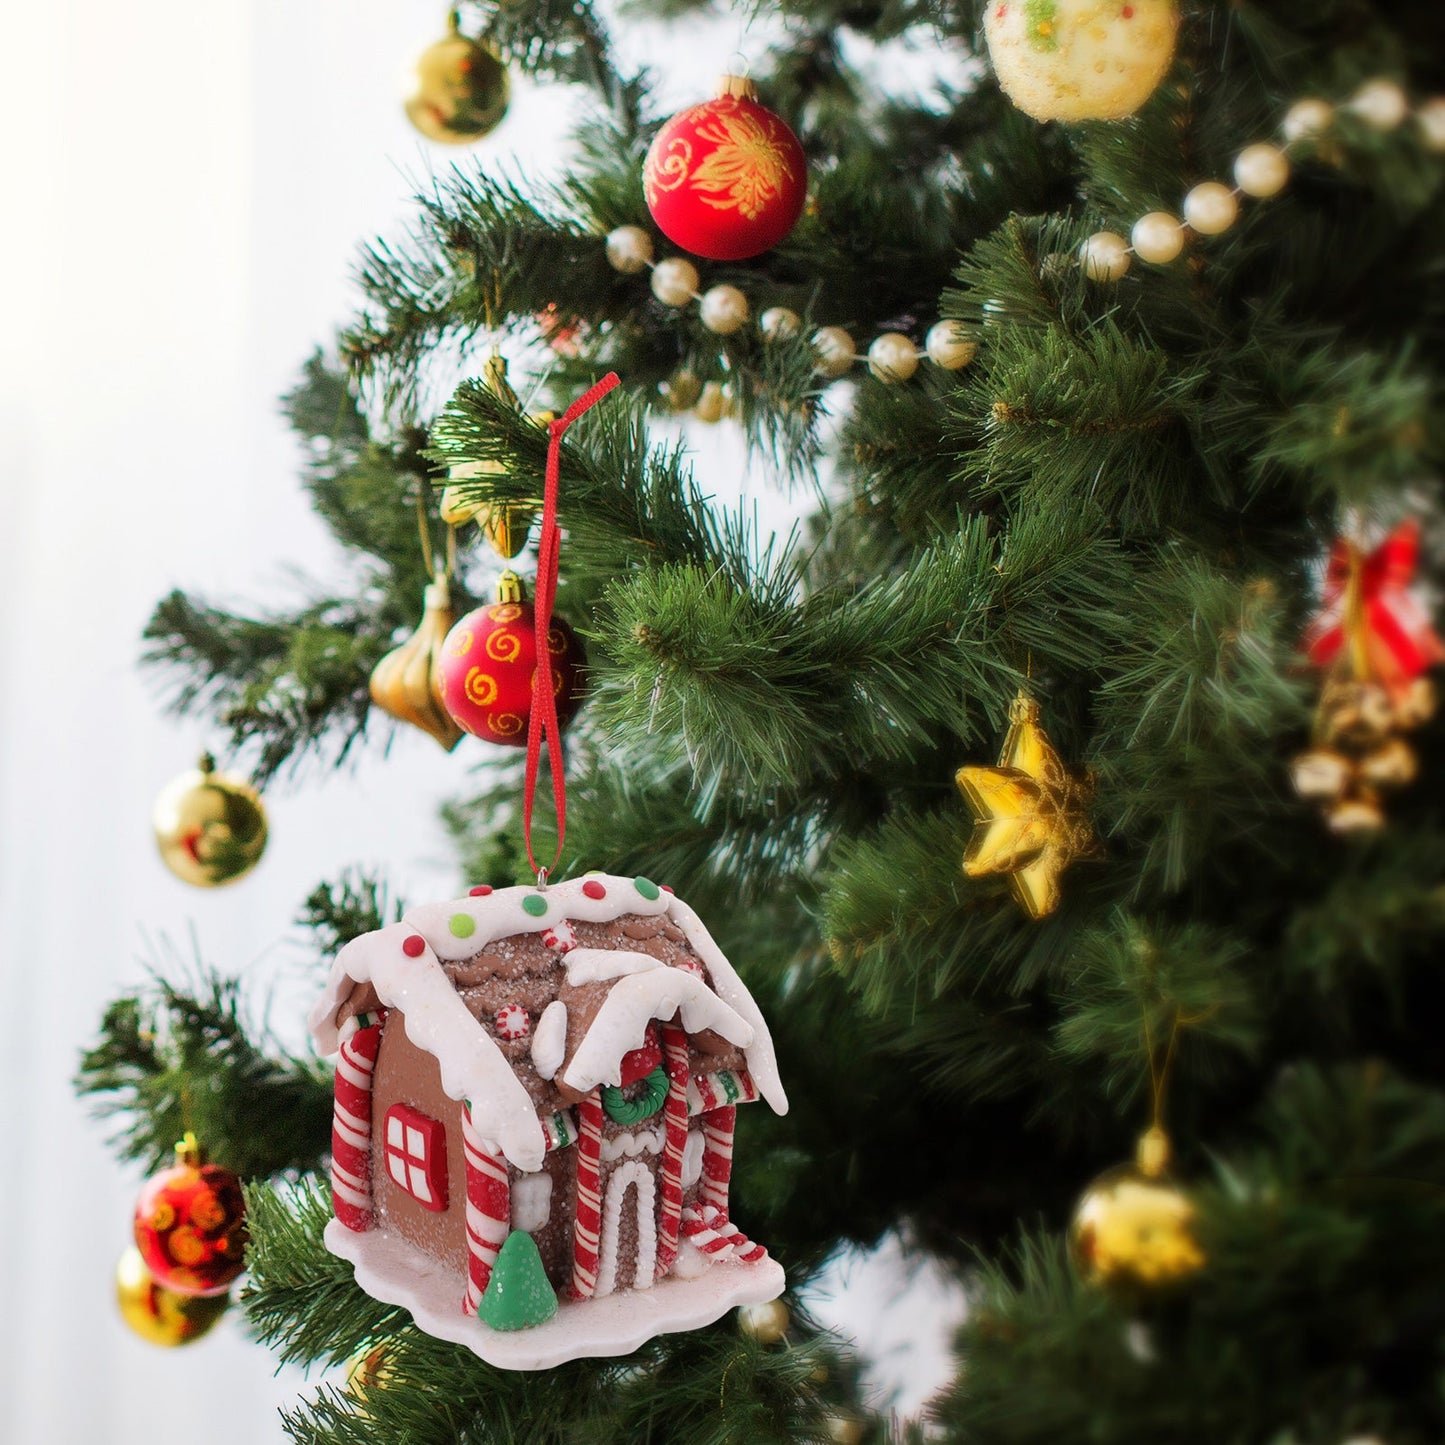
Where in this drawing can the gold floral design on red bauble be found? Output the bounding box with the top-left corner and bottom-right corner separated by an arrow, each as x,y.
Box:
133,1158 -> 247,1298
689,105 -> 797,219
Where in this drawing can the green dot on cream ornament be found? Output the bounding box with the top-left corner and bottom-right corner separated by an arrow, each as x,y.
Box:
984,0 -> 1181,123
522,894 -> 548,918
449,913 -> 476,938
633,876 -> 661,901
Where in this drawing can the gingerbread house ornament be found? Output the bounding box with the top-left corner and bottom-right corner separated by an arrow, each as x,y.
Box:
308,873 -> 788,1368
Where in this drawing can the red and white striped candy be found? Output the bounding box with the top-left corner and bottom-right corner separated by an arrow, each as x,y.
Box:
568,1089 -> 604,1299
330,1019 -> 385,1232
700,1105 -> 736,1214
681,1203 -> 767,1265
461,1103 -> 511,1315
542,919 -> 578,953
494,1004 -> 531,1040
653,1023 -> 692,1279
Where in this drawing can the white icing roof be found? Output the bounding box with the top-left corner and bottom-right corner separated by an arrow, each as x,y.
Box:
308,873 -> 788,1172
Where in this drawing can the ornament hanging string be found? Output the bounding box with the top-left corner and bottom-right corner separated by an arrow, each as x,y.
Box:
523,371 -> 621,882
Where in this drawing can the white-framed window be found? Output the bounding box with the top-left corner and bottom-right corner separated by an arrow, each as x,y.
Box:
382,1103 -> 448,1212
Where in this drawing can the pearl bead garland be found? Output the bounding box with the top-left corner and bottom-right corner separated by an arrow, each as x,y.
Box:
598,77 -> 1444,418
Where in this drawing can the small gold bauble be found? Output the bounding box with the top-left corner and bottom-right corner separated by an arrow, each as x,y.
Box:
1350,78 -> 1409,132
660,370 -> 703,411
153,755 -> 268,888
1070,1132 -> 1205,1294
346,1342 -> 394,1412
651,257 -> 700,307
1357,736 -> 1418,788
116,1246 -> 229,1347
693,381 -> 729,424
1282,98 -> 1333,144
1290,748 -> 1353,802
1233,143 -> 1290,199
605,224 -> 653,274
825,1416 -> 866,1445
867,332 -> 920,383
700,284 -> 750,335
925,320 -> 977,370
738,1298 -> 791,1343
1131,210 -> 1185,264
1183,181 -> 1239,236
1418,97 -> 1445,153
759,306 -> 802,343
403,20 -> 510,146
1327,796 -> 1386,835
1079,230 -> 1131,282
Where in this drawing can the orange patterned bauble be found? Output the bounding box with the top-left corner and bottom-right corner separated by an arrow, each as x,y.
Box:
132,1135 -> 247,1298
437,572 -> 585,746
643,74 -> 806,261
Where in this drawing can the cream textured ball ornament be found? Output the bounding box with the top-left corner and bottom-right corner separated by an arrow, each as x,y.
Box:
605,225 -> 653,274
699,284 -> 750,335
1350,78 -> 1409,131
1282,97 -> 1333,144
1233,143 -> 1290,199
868,332 -> 920,383
925,320 -> 978,370
650,257 -> 700,306
1182,181 -> 1239,235
1131,210 -> 1185,264
759,306 -> 802,342
1079,230 -> 1132,281
983,0 -> 1181,123
811,326 -> 856,379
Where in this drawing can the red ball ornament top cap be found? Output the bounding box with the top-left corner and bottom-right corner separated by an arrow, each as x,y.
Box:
715,73 -> 758,100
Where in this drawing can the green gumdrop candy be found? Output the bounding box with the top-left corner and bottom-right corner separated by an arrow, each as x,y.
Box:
476,1230 -> 559,1332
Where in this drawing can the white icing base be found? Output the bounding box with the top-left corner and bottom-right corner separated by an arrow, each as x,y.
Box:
325,1218 -> 785,1369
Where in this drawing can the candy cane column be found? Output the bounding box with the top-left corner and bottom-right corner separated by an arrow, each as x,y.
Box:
700,1105 -> 737,1214
653,1023 -> 692,1279
568,1089 -> 605,1299
461,1103 -> 511,1314
330,1019 -> 386,1232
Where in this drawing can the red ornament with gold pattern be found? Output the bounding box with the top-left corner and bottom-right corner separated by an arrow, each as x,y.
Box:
437,571 -> 586,746
643,74 -> 806,261
132,1134 -> 247,1298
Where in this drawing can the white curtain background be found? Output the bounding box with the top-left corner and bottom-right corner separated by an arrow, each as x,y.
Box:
0,6 -> 964,1441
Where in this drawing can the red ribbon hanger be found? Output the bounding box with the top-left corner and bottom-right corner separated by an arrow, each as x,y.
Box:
523,371 -> 621,882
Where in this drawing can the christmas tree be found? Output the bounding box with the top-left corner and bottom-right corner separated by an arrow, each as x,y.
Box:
78,1 -> 1445,1440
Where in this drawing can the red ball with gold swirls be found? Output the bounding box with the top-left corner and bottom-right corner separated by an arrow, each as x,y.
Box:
437,576 -> 586,746
132,1137 -> 247,1298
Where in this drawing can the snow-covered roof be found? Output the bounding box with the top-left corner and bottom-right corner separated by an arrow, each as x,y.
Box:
309,873 -> 788,1173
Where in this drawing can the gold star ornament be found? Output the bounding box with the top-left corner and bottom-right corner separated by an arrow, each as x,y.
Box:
954,690 -> 1100,919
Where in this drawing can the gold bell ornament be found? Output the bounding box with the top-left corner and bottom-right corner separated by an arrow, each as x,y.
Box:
404,10 -> 509,145
115,1245 -> 229,1347
1070,1125 -> 1205,1295
369,570 -> 464,751
955,689 -> 1101,919
152,754 -> 268,888
439,349 -> 549,559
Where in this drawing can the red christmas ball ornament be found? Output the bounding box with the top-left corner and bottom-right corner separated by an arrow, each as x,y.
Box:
132,1134 -> 247,1298
437,571 -> 586,746
643,74 -> 806,261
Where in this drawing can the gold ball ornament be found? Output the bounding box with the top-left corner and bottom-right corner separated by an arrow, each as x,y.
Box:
605,224 -> 654,274
651,257 -> 700,307
115,1246 -> 229,1348
1070,1129 -> 1205,1294
925,320 -> 978,370
153,755 -> 268,888
825,1417 -> 866,1445
1283,98 -> 1333,144
812,326 -> 856,379
738,1298 -> 791,1343
403,15 -> 509,146
1233,143 -> 1290,199
1079,230 -> 1131,281
699,284 -> 750,335
346,1343 -> 395,1414
984,0 -> 1181,123
693,381 -> 729,424
660,370 -> 703,411
867,332 -> 920,383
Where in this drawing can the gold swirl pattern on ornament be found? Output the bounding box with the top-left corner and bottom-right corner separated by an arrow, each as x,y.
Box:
690,111 -> 795,219
551,667 -> 568,697
465,668 -> 500,707
447,627 -> 474,657
646,137 -> 694,203
489,711 -> 524,737
489,603 -> 523,623
547,627 -> 570,656
486,628 -> 524,664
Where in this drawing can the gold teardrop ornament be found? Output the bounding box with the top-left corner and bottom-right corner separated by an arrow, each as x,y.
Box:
369,573 -> 464,750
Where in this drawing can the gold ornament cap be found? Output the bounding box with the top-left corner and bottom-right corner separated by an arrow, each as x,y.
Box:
715,73 -> 759,101
495,570 -> 525,605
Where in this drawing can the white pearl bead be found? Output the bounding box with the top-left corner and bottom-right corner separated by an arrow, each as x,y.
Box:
1182,181 -> 1239,236
1282,98 -> 1333,144
1131,211 -> 1185,265
1233,143 -> 1289,198
699,285 -> 749,335
811,326 -> 856,379
693,381 -> 727,423
1351,78 -> 1409,131
924,320 -> 976,370
759,306 -> 801,342
1417,97 -> 1445,152
604,224 -> 653,274
867,332 -> 920,383
650,257 -> 700,307
1079,231 -> 1131,282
